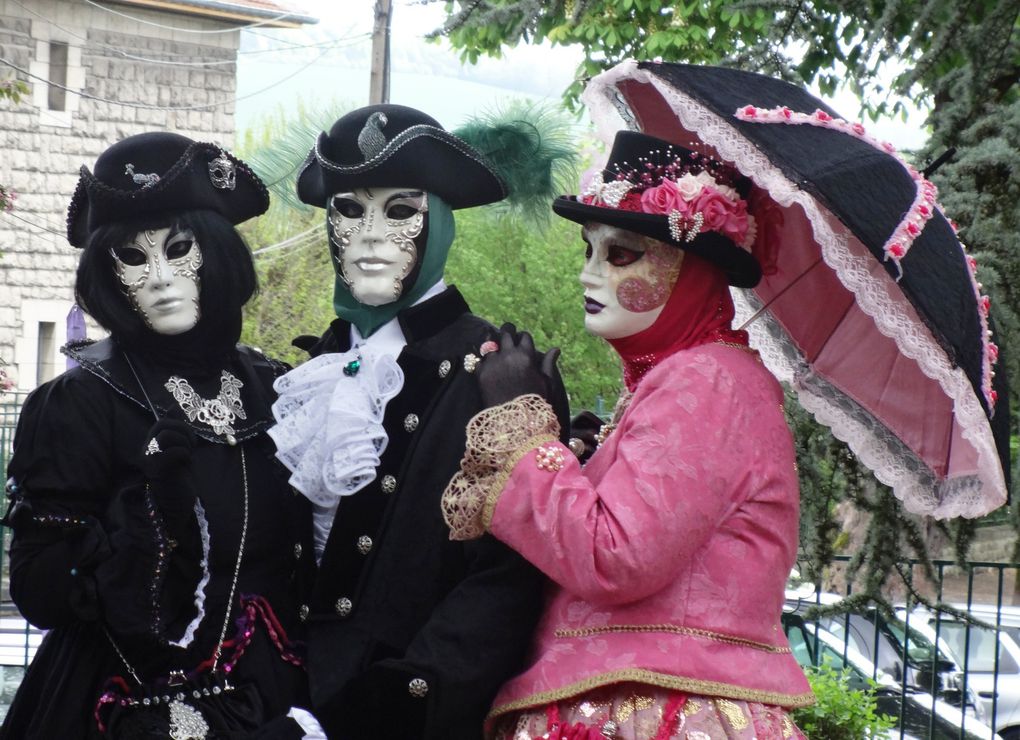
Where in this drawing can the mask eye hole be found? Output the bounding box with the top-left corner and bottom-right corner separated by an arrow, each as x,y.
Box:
112,245 -> 146,266
583,242 -> 593,260
386,203 -> 418,220
607,245 -> 643,267
332,197 -> 364,219
165,239 -> 194,260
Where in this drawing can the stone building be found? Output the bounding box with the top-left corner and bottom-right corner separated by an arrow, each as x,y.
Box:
0,0 -> 314,391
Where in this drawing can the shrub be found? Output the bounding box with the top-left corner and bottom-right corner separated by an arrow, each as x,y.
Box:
792,663 -> 895,739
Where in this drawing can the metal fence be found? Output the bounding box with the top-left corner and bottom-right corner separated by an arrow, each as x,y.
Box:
0,392 -> 1019,737
790,557 -> 1020,739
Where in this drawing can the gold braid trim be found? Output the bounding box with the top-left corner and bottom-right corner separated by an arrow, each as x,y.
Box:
487,668 -> 816,720
442,394 -> 559,540
554,624 -> 792,654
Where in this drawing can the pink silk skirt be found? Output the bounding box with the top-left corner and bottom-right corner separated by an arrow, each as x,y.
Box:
489,683 -> 808,739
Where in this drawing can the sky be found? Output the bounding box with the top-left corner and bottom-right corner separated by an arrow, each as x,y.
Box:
236,0 -> 929,148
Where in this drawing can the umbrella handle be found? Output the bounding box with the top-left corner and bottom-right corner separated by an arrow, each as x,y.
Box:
921,148 -> 957,178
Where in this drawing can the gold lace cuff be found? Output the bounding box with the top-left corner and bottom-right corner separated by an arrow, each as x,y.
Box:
442,394 -> 559,540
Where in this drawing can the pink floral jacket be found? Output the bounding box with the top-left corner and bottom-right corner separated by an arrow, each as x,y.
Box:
442,343 -> 814,721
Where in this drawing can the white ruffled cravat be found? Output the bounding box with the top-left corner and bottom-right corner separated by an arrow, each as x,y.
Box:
269,346 -> 404,561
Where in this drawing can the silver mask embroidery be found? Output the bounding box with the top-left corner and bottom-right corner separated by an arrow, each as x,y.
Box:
327,187 -> 427,306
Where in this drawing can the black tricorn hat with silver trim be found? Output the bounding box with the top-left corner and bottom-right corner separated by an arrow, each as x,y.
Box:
66,132 -> 269,247
296,104 -> 508,210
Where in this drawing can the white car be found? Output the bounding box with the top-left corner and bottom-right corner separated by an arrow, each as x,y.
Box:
787,589 -> 986,722
901,605 -> 1020,740
796,621 -> 1001,740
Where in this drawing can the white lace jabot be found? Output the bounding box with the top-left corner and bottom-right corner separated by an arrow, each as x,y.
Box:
269,346 -> 404,559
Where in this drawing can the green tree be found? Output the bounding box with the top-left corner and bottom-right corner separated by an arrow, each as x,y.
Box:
236,101 -> 352,365
447,207 -> 621,411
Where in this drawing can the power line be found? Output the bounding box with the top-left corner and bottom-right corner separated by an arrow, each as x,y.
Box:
252,225 -> 320,255
255,234 -> 322,263
0,39 -> 338,112
9,0 -> 365,69
83,0 -> 306,35
1,210 -> 68,237
1,209 -> 326,263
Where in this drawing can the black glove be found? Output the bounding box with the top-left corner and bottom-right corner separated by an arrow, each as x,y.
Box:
138,418 -> 197,528
476,324 -> 561,409
139,418 -> 195,480
568,410 -> 604,463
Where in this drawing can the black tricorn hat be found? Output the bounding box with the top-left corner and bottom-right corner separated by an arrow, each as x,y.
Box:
66,132 -> 269,247
553,130 -> 762,288
296,104 -> 507,210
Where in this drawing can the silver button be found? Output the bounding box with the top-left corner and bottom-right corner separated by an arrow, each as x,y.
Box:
356,535 -> 373,555
294,543 -> 302,559
438,360 -> 451,378
299,604 -> 309,622
403,413 -> 419,432
381,475 -> 396,493
335,597 -> 353,617
408,678 -> 429,698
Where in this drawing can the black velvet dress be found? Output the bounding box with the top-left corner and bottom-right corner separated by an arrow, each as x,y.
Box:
0,338 -> 314,739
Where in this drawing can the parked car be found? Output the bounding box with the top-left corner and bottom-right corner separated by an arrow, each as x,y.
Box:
787,589 -> 985,721
901,604 -> 1020,740
782,613 -> 1002,740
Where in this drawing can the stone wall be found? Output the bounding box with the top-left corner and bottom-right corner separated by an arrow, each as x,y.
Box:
0,0 -> 239,389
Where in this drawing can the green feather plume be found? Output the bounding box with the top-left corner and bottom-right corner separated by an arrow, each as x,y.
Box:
238,102 -> 351,212
454,101 -> 579,226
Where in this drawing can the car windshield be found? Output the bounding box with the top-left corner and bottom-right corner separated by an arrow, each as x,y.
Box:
884,618 -> 942,665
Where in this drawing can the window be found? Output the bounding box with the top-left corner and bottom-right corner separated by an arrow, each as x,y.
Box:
35,322 -> 56,385
47,41 -> 68,111
938,622 -> 1020,673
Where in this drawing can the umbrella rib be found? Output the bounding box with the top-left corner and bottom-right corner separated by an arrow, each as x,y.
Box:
737,256 -> 824,332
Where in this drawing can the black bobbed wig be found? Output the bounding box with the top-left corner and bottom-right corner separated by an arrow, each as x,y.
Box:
75,209 -> 258,346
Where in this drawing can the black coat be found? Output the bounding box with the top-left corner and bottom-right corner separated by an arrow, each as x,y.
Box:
294,288 -> 547,740
1,339 -> 314,739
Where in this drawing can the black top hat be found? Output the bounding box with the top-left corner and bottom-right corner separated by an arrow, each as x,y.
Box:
553,130 -> 762,288
296,104 -> 507,210
66,132 -> 269,247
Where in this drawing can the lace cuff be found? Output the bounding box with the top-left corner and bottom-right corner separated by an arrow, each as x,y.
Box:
441,394 -> 559,541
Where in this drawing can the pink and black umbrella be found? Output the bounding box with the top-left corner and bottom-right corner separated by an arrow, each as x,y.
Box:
581,60 -> 1010,518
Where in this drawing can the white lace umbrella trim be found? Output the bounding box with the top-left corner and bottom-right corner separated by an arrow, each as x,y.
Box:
269,348 -> 404,559
581,61 -> 1006,519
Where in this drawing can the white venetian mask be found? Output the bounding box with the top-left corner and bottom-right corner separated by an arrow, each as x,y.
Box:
111,226 -> 203,335
579,223 -> 684,340
327,187 -> 427,306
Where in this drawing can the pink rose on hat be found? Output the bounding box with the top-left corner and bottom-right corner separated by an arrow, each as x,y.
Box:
639,179 -> 686,215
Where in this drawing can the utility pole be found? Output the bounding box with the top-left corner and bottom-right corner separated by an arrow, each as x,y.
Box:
369,0 -> 392,104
